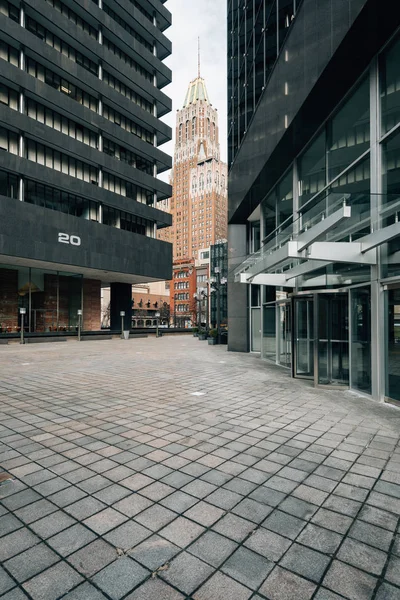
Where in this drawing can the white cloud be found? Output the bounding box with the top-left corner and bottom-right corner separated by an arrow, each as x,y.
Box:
160,0 -> 227,164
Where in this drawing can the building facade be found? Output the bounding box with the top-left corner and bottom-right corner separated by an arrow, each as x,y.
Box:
0,0 -> 172,335
169,258 -> 196,328
228,0 -> 400,404
158,75 -> 228,260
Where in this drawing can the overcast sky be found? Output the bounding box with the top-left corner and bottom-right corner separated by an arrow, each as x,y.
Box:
161,0 -> 227,163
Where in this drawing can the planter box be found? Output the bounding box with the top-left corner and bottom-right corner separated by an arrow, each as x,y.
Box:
208,338 -> 217,345
198,333 -> 207,340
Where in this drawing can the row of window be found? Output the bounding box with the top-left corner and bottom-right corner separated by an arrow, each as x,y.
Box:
103,3 -> 153,53
44,0 -> 98,39
0,169 -> 152,236
175,293 -> 189,300
0,83 -> 154,173
174,282 -> 189,289
102,70 -> 153,114
176,304 -> 190,312
0,125 -> 154,202
25,55 -> 98,111
103,138 -> 153,174
0,41 -> 154,144
103,36 -> 152,83
26,16 -> 98,76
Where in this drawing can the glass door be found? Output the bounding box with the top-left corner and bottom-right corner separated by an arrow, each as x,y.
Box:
351,287 -> 371,394
278,301 -> 292,368
385,288 -> 400,402
317,294 -> 349,386
251,308 -> 261,352
294,297 -> 314,378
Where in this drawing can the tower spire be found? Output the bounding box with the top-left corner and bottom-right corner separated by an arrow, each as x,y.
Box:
198,37 -> 200,78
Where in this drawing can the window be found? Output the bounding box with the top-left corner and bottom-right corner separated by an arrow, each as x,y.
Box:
0,83 -> 18,110
0,40 -> 19,66
0,126 -> 18,154
381,35 -> 400,135
328,77 -> 370,181
192,117 -> 196,137
0,169 -> 18,198
298,132 -> 326,207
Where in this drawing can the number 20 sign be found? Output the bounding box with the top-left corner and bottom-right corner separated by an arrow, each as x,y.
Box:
58,233 -> 81,246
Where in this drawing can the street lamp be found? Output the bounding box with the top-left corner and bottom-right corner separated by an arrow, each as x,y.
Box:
155,311 -> 161,337
19,307 -> 26,345
77,309 -> 82,342
120,311 -> 125,338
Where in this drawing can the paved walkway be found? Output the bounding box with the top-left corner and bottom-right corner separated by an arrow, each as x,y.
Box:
1,336 -> 400,600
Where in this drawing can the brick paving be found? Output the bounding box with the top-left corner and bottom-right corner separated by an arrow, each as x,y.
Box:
1,335 -> 400,600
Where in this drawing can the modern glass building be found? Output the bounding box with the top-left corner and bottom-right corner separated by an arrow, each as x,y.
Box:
0,0 -> 172,335
227,0 -> 400,403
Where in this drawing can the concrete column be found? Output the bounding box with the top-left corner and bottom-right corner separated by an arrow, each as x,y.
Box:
18,177 -> 24,201
227,223 -> 249,352
110,283 -> 132,331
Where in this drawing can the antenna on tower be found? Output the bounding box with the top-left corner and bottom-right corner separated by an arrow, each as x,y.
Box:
198,37 -> 200,78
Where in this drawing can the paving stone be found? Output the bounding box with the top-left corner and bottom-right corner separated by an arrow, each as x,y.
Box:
183,501 -> 225,526
212,513 -> 256,542
244,528 -> 291,562
64,496 -> 106,519
385,556 -> 400,586
135,504 -> 177,531
187,530 -> 237,567
262,510 -> 306,539
279,496 -> 318,520
160,551 -> 214,595
92,484 -> 131,505
68,539 -> 117,576
206,488 -> 243,510
128,534 -> 180,570
30,511 -> 77,539
113,494 -> 153,517
92,557 -> 149,600
259,565 -> 317,600
4,543 -> 59,582
192,571 -> 252,600
375,582 -> 400,599
14,499 -> 57,524
249,486 -> 286,507
47,487 -> 87,508
181,479 -> 217,499
221,546 -> 274,589
159,516 -> 205,548
47,523 -> 97,556
22,561 -> 83,600
0,566 -> 15,595
62,582 -> 108,599
349,520 -> 394,551
338,537 -> 387,576
160,490 -> 199,512
322,560 -> 377,599
297,524 -> 342,555
280,543 -> 331,583
358,505 -> 398,531
125,578 -> 185,599
104,520 -> 151,551
0,513 -> 23,537
84,508 -> 127,534
311,508 -> 353,534
0,529 -> 41,562
0,588 -> 30,599
161,471 -> 194,489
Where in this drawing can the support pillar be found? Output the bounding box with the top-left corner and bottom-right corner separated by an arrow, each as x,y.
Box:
227,224 -> 249,352
110,283 -> 132,331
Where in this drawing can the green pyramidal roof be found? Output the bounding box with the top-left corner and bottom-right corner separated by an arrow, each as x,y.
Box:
183,77 -> 210,107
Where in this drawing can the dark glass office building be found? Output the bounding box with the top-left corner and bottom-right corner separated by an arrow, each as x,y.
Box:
0,0 -> 172,334
228,0 -> 400,403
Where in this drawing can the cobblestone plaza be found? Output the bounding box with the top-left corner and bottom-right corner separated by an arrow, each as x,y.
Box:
1,336 -> 400,599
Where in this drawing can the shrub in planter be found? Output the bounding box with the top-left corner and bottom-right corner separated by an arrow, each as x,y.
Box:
192,327 -> 199,337
207,329 -> 218,345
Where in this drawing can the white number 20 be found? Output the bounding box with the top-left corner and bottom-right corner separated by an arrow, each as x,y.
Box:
58,233 -> 81,246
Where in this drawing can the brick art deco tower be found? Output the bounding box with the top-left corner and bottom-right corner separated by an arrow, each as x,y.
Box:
159,73 -> 227,260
